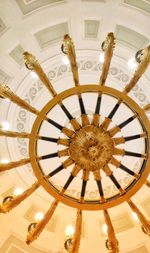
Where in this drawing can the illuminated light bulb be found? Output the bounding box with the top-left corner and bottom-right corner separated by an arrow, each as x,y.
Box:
14,188 -> 23,196
128,58 -> 137,70
65,225 -> 75,236
102,224 -> 108,235
1,121 -> 10,130
1,158 -> 9,164
132,212 -> 139,222
35,212 -> 44,222
62,55 -> 69,65
5,98 -> 10,102
31,71 -> 38,79
99,52 -> 104,63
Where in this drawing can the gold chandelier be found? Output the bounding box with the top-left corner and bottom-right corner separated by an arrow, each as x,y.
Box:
0,32 -> 150,253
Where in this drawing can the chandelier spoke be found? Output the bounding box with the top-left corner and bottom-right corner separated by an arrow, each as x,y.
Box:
109,115 -> 136,137
0,83 -> 39,115
124,133 -> 146,142
99,32 -> 116,86
0,181 -> 39,213
108,101 -> 121,120
26,200 -> 58,244
80,170 -> 90,202
103,209 -> 119,253
124,150 -> 146,158
119,164 -> 139,178
63,174 -> 75,190
0,158 -> 30,172
47,164 -> 64,178
39,136 -> 58,143
124,45 -> 150,94
41,152 -> 58,160
93,170 -> 105,202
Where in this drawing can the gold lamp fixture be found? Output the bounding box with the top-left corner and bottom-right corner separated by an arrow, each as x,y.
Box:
0,32 -> 150,252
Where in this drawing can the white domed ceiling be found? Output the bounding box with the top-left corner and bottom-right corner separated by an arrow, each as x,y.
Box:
0,0 -> 150,253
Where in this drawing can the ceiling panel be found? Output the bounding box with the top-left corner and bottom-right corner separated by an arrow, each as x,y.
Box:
127,246 -> 149,253
9,45 -> 24,66
15,0 -> 65,15
0,69 -> 11,83
115,25 -> 149,49
84,20 -> 100,39
0,18 -> 7,36
7,245 -> 26,253
124,0 -> 150,14
34,22 -> 69,49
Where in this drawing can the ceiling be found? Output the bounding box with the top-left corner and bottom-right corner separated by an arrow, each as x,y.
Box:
0,0 -> 150,252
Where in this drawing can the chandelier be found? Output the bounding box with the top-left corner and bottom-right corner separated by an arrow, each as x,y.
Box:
0,33 -> 150,253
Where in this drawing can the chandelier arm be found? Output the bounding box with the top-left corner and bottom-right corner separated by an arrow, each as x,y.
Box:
24,52 -> 81,131
62,35 -> 90,126
127,199 -> 150,236
58,148 -> 69,157
23,52 -> 57,97
0,130 -> 30,138
145,180 -> 150,187
0,181 -> 39,213
99,32 -> 116,86
26,200 -> 59,244
103,209 -> 119,253
63,34 -> 79,87
70,209 -> 82,253
124,45 -> 150,94
0,158 -> 30,172
0,83 -> 39,115
143,104 -> 150,112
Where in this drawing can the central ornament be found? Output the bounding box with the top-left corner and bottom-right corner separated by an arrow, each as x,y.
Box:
69,125 -> 114,171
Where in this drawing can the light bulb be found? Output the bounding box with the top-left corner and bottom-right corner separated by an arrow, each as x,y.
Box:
128,58 -> 137,70
14,188 -> 23,196
35,212 -> 44,222
62,55 -> 69,65
99,52 -> 104,63
65,225 -> 75,236
1,121 -> 10,130
102,224 -> 108,235
31,71 -> 38,79
1,158 -> 9,164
